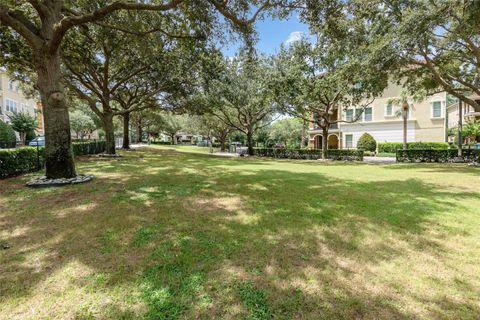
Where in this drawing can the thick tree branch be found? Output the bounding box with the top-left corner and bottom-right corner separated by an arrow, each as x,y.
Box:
27,0 -> 48,22
50,0 -> 183,53
0,5 -> 41,47
93,21 -> 202,39
209,0 -> 271,27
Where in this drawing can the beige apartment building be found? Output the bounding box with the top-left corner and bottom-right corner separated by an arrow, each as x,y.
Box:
308,82 -> 449,149
0,70 -> 44,136
446,95 -> 480,143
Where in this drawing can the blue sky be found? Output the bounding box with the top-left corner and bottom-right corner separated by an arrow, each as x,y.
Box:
221,13 -> 310,56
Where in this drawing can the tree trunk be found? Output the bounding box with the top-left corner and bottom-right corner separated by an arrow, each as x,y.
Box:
402,102 -> 408,150
321,127 -> 329,159
137,124 -> 143,143
102,112 -> 116,154
20,132 -> 26,146
122,113 -> 130,149
220,135 -> 227,152
246,130 -> 254,156
34,51 -> 76,178
301,119 -> 307,148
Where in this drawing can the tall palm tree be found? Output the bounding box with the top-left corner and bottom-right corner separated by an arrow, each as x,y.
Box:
389,91 -> 424,150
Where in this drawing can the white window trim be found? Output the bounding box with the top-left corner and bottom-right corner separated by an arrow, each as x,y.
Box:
345,134 -> 354,148
384,103 -> 395,117
363,106 -> 374,122
5,98 -> 17,112
345,109 -> 354,122
344,106 -> 374,122
431,100 -> 444,119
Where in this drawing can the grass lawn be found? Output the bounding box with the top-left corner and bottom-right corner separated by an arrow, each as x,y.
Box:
1,148 -> 479,319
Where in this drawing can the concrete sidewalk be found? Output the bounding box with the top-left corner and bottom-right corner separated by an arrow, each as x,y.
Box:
363,156 -> 397,164
130,144 -> 239,157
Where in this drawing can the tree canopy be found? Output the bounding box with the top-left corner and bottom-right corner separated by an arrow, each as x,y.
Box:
272,34 -> 388,157
205,52 -> 278,155
302,0 -> 480,111
0,0 -> 289,178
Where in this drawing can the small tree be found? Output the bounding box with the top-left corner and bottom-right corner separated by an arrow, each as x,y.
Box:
0,119 -> 16,148
70,111 -> 96,140
269,118 -> 303,148
357,133 -> 377,152
8,112 -> 37,145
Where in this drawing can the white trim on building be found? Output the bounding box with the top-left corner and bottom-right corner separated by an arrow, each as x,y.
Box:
340,120 -> 416,148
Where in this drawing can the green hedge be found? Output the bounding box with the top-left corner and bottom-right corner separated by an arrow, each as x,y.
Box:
396,149 -> 480,163
72,141 -> 106,155
0,141 -> 106,179
0,147 -> 43,178
0,120 -> 16,148
253,148 -> 364,161
150,141 -> 172,145
378,142 -> 449,153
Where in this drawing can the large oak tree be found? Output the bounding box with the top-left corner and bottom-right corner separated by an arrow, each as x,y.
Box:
62,13 -> 200,153
273,35 -> 388,158
0,0 -> 283,178
207,52 -> 278,155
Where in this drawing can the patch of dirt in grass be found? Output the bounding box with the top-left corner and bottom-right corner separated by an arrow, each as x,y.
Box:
184,195 -> 244,213
184,195 -> 261,225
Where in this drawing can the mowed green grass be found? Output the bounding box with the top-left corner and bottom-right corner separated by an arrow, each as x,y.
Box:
1,148 -> 479,319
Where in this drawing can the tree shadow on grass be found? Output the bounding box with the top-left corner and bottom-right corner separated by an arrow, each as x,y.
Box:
1,149 -> 479,319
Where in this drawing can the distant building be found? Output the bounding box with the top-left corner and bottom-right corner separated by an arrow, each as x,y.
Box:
308,82 -> 449,149
0,70 -> 44,136
446,95 -> 480,143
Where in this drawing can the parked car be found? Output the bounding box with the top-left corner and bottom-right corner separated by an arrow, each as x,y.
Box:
29,136 -> 45,147
273,143 -> 285,148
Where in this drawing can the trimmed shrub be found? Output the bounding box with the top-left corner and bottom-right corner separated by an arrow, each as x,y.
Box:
0,140 -> 106,179
72,140 -> 106,155
357,133 -> 377,152
378,142 -> 449,153
253,148 -> 363,161
151,141 -> 172,145
0,120 -> 16,148
0,147 -> 43,178
396,149 -> 480,163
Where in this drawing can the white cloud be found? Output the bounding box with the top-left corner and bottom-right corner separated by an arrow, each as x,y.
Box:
285,31 -> 304,45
